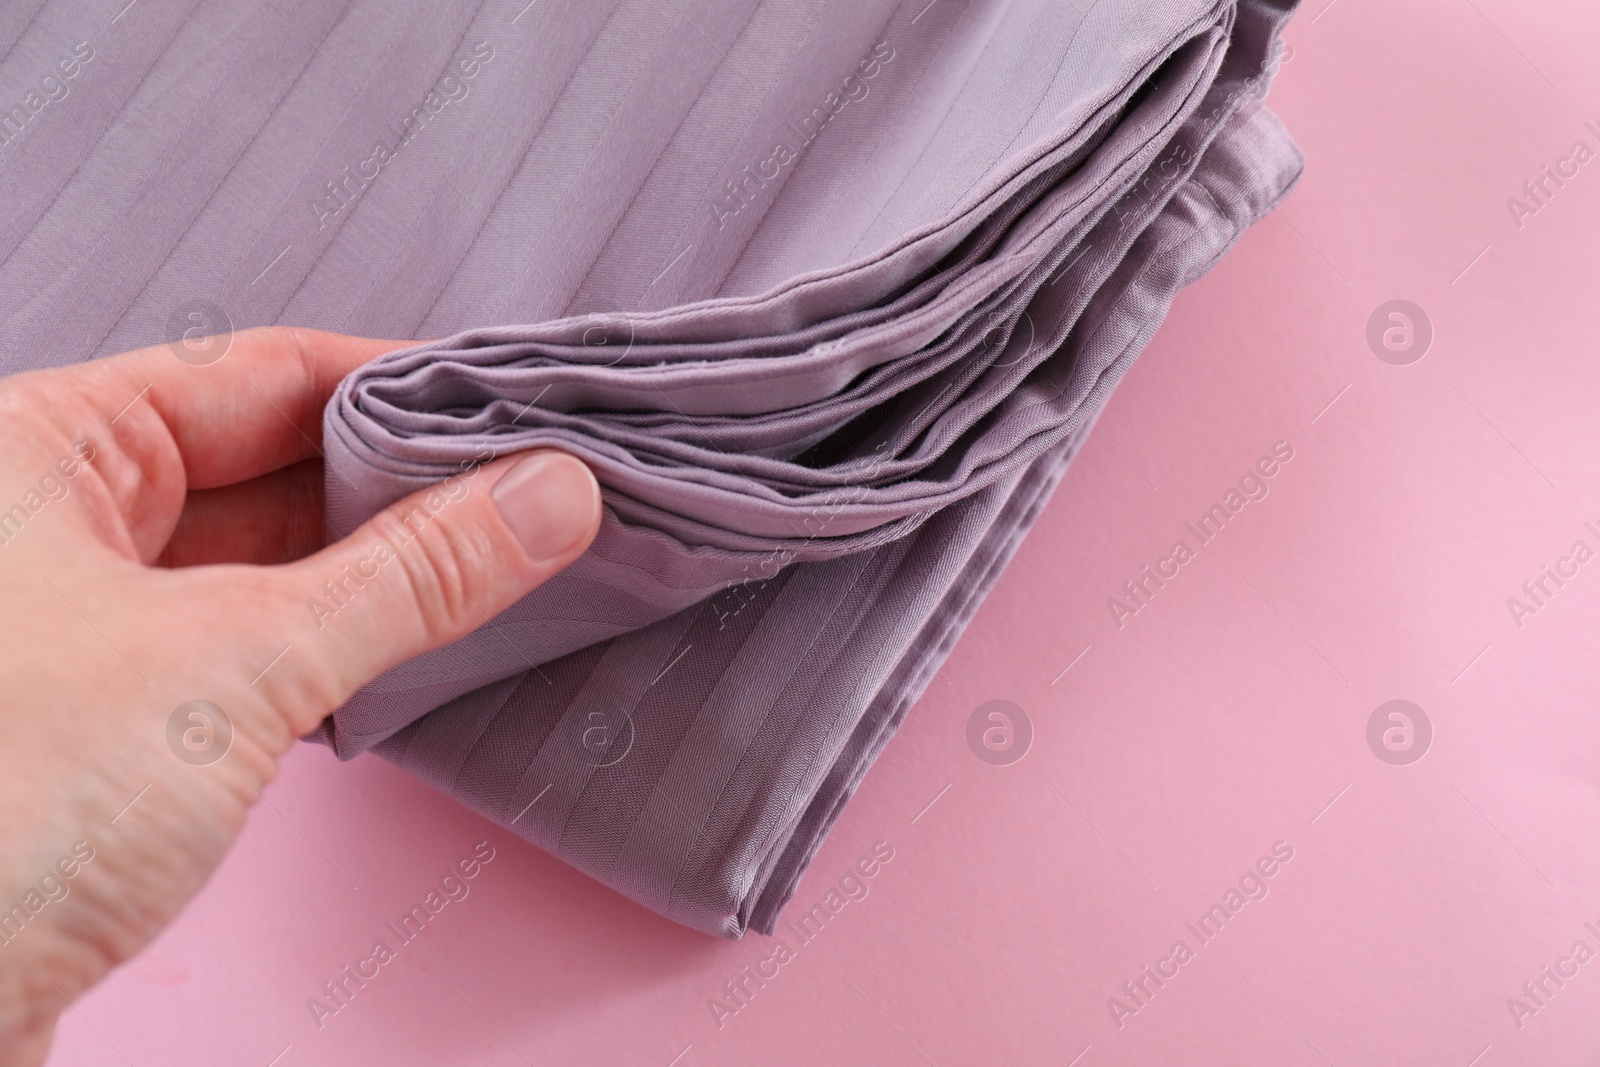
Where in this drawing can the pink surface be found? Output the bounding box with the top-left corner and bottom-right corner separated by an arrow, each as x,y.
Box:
45,2 -> 1600,1064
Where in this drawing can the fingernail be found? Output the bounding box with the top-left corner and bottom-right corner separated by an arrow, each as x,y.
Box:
492,451 -> 599,562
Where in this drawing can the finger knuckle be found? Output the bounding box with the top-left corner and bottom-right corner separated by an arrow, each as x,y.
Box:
387,514 -> 494,641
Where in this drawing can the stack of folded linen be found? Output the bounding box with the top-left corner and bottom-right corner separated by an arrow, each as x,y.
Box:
0,0 -> 1301,937
321,0 -> 1303,936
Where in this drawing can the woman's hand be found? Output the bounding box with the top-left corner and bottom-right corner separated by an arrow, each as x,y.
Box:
0,327 -> 600,1065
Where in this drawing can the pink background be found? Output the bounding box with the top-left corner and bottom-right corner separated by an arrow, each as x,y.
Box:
46,1 -> 1600,1063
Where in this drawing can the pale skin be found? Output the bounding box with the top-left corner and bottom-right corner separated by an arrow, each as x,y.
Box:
0,327 -> 601,1064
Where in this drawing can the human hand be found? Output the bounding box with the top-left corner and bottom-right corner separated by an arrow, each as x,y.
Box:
0,327 -> 600,1065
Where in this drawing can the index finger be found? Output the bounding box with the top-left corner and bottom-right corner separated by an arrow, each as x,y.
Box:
77,326 -> 414,489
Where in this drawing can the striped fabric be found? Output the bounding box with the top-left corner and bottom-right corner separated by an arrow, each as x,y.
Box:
0,0 -> 1301,936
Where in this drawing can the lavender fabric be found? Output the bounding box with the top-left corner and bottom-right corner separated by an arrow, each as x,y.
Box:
1,0 -> 1300,936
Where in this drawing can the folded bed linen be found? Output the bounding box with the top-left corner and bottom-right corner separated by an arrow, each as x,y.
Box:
325,0 -> 1303,935
0,0 -> 1301,937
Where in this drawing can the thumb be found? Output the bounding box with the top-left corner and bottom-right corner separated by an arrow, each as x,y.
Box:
271,449 -> 600,710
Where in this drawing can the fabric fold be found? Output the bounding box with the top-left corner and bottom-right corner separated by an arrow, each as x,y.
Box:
320,0 -> 1303,935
